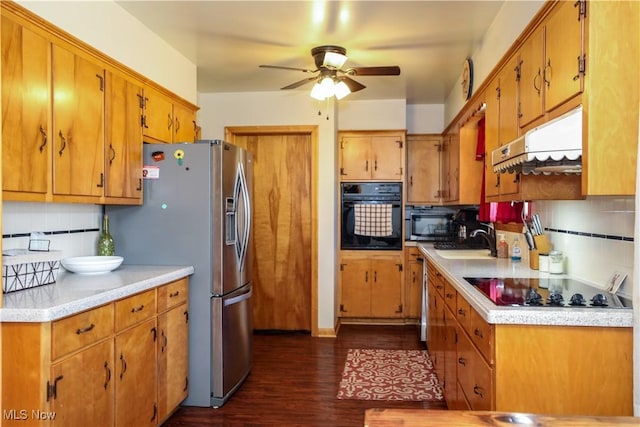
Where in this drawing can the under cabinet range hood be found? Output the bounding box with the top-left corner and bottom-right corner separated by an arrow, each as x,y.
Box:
492,105 -> 583,175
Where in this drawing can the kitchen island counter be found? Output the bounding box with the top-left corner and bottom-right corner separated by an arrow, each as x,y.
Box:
0,264 -> 194,322
418,243 -> 632,327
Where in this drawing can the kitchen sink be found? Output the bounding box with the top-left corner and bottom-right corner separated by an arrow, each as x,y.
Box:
434,249 -> 494,260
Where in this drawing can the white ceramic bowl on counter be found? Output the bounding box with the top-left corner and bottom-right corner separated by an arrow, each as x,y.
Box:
61,256 -> 124,275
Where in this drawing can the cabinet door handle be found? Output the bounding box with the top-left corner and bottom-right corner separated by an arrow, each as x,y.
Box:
167,113 -> 173,130
175,117 -> 181,133
151,326 -> 157,342
544,58 -> 552,87
533,68 -> 542,96
161,330 -> 167,353
76,323 -> 95,334
374,159 -> 378,171
183,376 -> 189,392
365,271 -> 368,282
458,308 -> 466,317
184,310 -> 189,323
39,126 -> 47,152
474,328 -> 484,339
96,172 -> 104,188
104,361 -> 111,390
169,290 -> 180,298
109,144 -> 116,165
119,353 -> 127,379
374,271 -> 377,282
473,385 -> 485,398
136,178 -> 142,191
458,357 -> 466,366
58,131 -> 67,156
150,403 -> 157,422
131,304 -> 145,313
446,292 -> 454,299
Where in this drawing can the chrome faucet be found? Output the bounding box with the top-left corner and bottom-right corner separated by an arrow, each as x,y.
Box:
470,227 -> 497,257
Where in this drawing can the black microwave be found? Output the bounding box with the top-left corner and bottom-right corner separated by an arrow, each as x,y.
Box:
407,210 -> 453,242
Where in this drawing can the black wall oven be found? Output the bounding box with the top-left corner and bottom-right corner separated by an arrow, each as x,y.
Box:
340,182 -> 402,250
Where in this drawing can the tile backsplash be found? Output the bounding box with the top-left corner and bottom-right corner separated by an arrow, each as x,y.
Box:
2,202 -> 102,258
534,196 -> 635,297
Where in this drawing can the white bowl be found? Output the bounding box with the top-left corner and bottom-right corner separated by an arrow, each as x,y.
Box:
61,256 -> 124,275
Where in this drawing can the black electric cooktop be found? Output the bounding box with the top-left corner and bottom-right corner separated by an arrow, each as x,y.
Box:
463,277 -> 632,309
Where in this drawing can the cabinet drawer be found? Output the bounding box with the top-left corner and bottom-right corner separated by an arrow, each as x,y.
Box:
52,303 -> 114,360
157,278 -> 189,313
470,307 -> 494,365
427,262 -> 444,297
443,280 -> 457,312
468,349 -> 494,411
115,289 -> 156,332
406,247 -> 422,261
456,293 -> 472,334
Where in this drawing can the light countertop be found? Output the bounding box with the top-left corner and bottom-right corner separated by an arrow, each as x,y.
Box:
419,243 -> 632,328
1,264 -> 194,323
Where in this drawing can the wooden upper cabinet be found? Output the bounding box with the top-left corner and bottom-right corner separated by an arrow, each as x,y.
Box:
143,87 -> 198,144
543,0 -> 584,113
143,86 -> 174,143
173,102 -> 197,143
339,131 -> 405,181
1,15 -> 50,199
105,71 -> 143,203
442,132 -> 460,203
484,79 -> 500,199
52,44 -> 105,199
406,134 -> 441,204
518,26 -> 545,127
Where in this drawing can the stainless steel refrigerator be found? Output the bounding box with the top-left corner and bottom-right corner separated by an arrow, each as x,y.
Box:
107,140 -> 253,408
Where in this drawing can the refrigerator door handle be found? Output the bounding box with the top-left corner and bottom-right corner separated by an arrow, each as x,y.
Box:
234,161 -> 251,271
223,288 -> 252,307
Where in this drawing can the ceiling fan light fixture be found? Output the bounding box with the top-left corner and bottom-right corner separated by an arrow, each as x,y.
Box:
323,51 -> 347,68
334,80 -> 351,99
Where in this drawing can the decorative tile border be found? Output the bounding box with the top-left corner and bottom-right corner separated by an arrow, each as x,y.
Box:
545,228 -> 633,242
2,228 -> 100,239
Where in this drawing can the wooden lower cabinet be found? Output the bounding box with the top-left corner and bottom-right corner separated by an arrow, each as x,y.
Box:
1,278 -> 190,426
426,260 -> 632,416
404,247 -> 423,320
339,253 -> 404,320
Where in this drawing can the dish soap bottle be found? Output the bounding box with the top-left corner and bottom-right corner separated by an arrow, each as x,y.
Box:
497,234 -> 509,258
98,214 -> 115,256
511,236 -> 522,262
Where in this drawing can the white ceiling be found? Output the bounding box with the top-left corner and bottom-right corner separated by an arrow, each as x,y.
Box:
115,1 -> 515,104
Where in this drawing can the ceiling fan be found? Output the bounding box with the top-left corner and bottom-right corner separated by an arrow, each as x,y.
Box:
259,45 -> 401,100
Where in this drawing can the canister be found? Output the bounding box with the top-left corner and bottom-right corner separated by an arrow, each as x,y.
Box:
538,254 -> 549,272
549,250 -> 564,274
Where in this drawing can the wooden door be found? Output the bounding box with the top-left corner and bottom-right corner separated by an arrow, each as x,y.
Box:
105,71 -> 143,201
50,339 -> 114,427
157,303 -> 189,422
406,135 -> 441,204
518,26 -> 545,127
52,44 -> 105,197
405,250 -> 422,319
484,79 -> 500,199
444,132 -> 460,202
371,135 -> 403,180
143,86 -> 173,143
115,319 -> 157,427
498,55 -> 520,197
544,0 -> 584,111
370,257 -> 402,318
233,133 -> 312,331
339,135 -> 370,180
1,16 -> 50,197
173,103 -> 196,143
340,258 -> 371,318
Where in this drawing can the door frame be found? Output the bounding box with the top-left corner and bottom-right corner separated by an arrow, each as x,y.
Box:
224,125 -> 319,336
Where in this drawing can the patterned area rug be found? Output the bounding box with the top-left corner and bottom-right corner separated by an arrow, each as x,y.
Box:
336,349 -> 443,401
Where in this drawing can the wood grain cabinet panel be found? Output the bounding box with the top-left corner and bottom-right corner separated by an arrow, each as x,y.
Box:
1,15 -> 51,200
338,131 -> 405,181
105,70 -> 143,203
404,247 -> 423,320
406,135 -> 441,204
115,288 -> 156,332
52,43 -> 105,199
51,303 -> 114,360
50,339 -> 115,427
340,255 -> 403,319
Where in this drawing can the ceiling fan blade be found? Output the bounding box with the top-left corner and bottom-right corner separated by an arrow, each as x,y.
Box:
259,64 -> 316,73
281,77 -> 318,90
340,76 -> 366,93
345,66 -> 401,76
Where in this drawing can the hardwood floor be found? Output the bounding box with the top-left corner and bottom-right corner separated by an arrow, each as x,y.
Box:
162,324 -> 447,426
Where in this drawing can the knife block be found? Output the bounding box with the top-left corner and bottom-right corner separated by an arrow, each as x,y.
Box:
533,234 -> 552,254
529,249 -> 539,270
